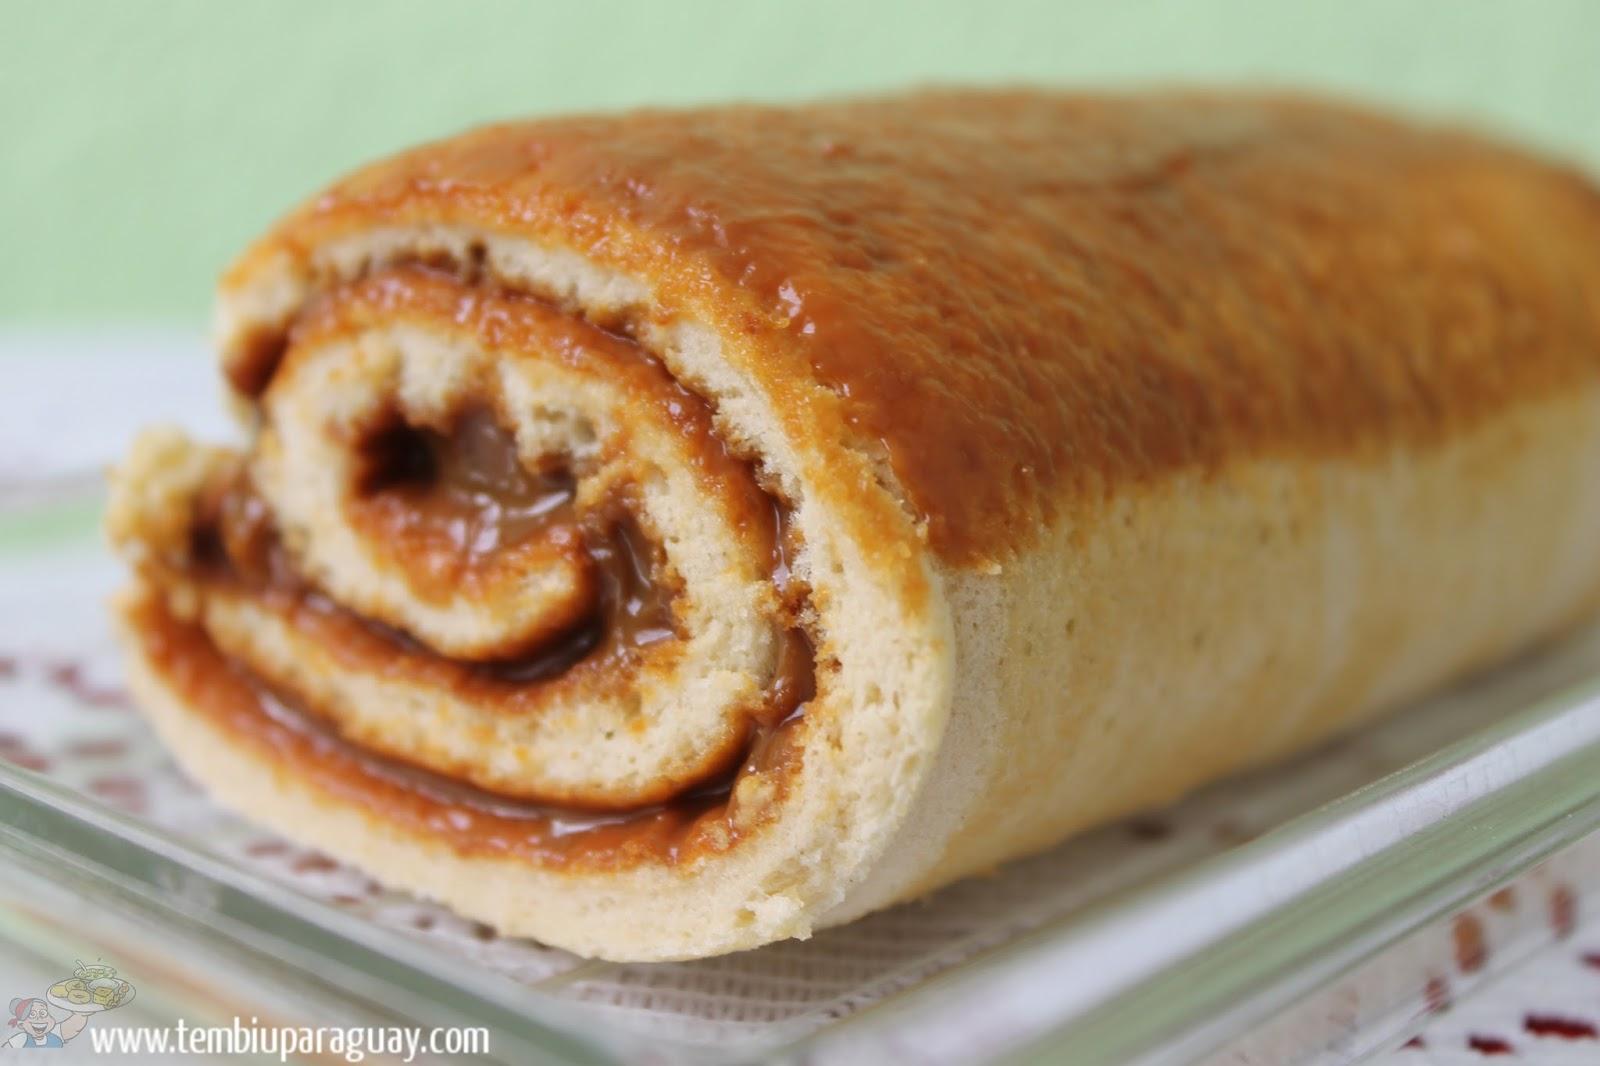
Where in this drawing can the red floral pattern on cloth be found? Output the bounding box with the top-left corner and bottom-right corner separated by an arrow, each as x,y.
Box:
1200,850 -> 1600,1065
1374,917 -> 1600,1063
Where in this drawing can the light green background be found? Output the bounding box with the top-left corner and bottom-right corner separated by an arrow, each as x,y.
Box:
5,0 -> 1600,324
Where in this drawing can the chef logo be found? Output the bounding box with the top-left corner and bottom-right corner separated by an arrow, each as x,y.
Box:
6,959 -> 136,1049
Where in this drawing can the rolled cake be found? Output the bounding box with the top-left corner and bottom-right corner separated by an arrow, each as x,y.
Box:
108,90 -> 1600,961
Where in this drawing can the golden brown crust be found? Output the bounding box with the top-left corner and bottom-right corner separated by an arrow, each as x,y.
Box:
225,89 -> 1600,566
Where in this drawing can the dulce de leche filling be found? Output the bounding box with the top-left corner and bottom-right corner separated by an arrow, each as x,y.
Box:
346,404 -> 679,670
144,274 -> 818,869
132,595 -> 805,868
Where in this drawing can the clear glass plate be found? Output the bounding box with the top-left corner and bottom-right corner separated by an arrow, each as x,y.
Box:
2,480 -> 1598,1065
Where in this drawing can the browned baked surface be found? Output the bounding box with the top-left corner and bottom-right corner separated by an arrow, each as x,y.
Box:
228,90 -> 1600,564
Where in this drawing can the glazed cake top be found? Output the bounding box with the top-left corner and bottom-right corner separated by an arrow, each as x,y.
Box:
223,90 -> 1600,564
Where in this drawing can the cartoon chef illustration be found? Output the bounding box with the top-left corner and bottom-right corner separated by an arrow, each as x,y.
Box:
3,998 -> 83,1050
4,960 -> 135,1050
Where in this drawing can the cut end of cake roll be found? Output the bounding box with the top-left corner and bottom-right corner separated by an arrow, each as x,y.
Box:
107,211 -> 957,961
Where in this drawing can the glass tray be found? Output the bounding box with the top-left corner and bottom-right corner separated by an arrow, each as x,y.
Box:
1,417 -> 1598,1063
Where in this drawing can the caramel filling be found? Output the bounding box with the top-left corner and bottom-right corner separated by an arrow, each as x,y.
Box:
345,404 -> 678,666
156,320 -> 816,861
167,452 -> 814,858
356,405 -> 581,568
133,596 -> 804,867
